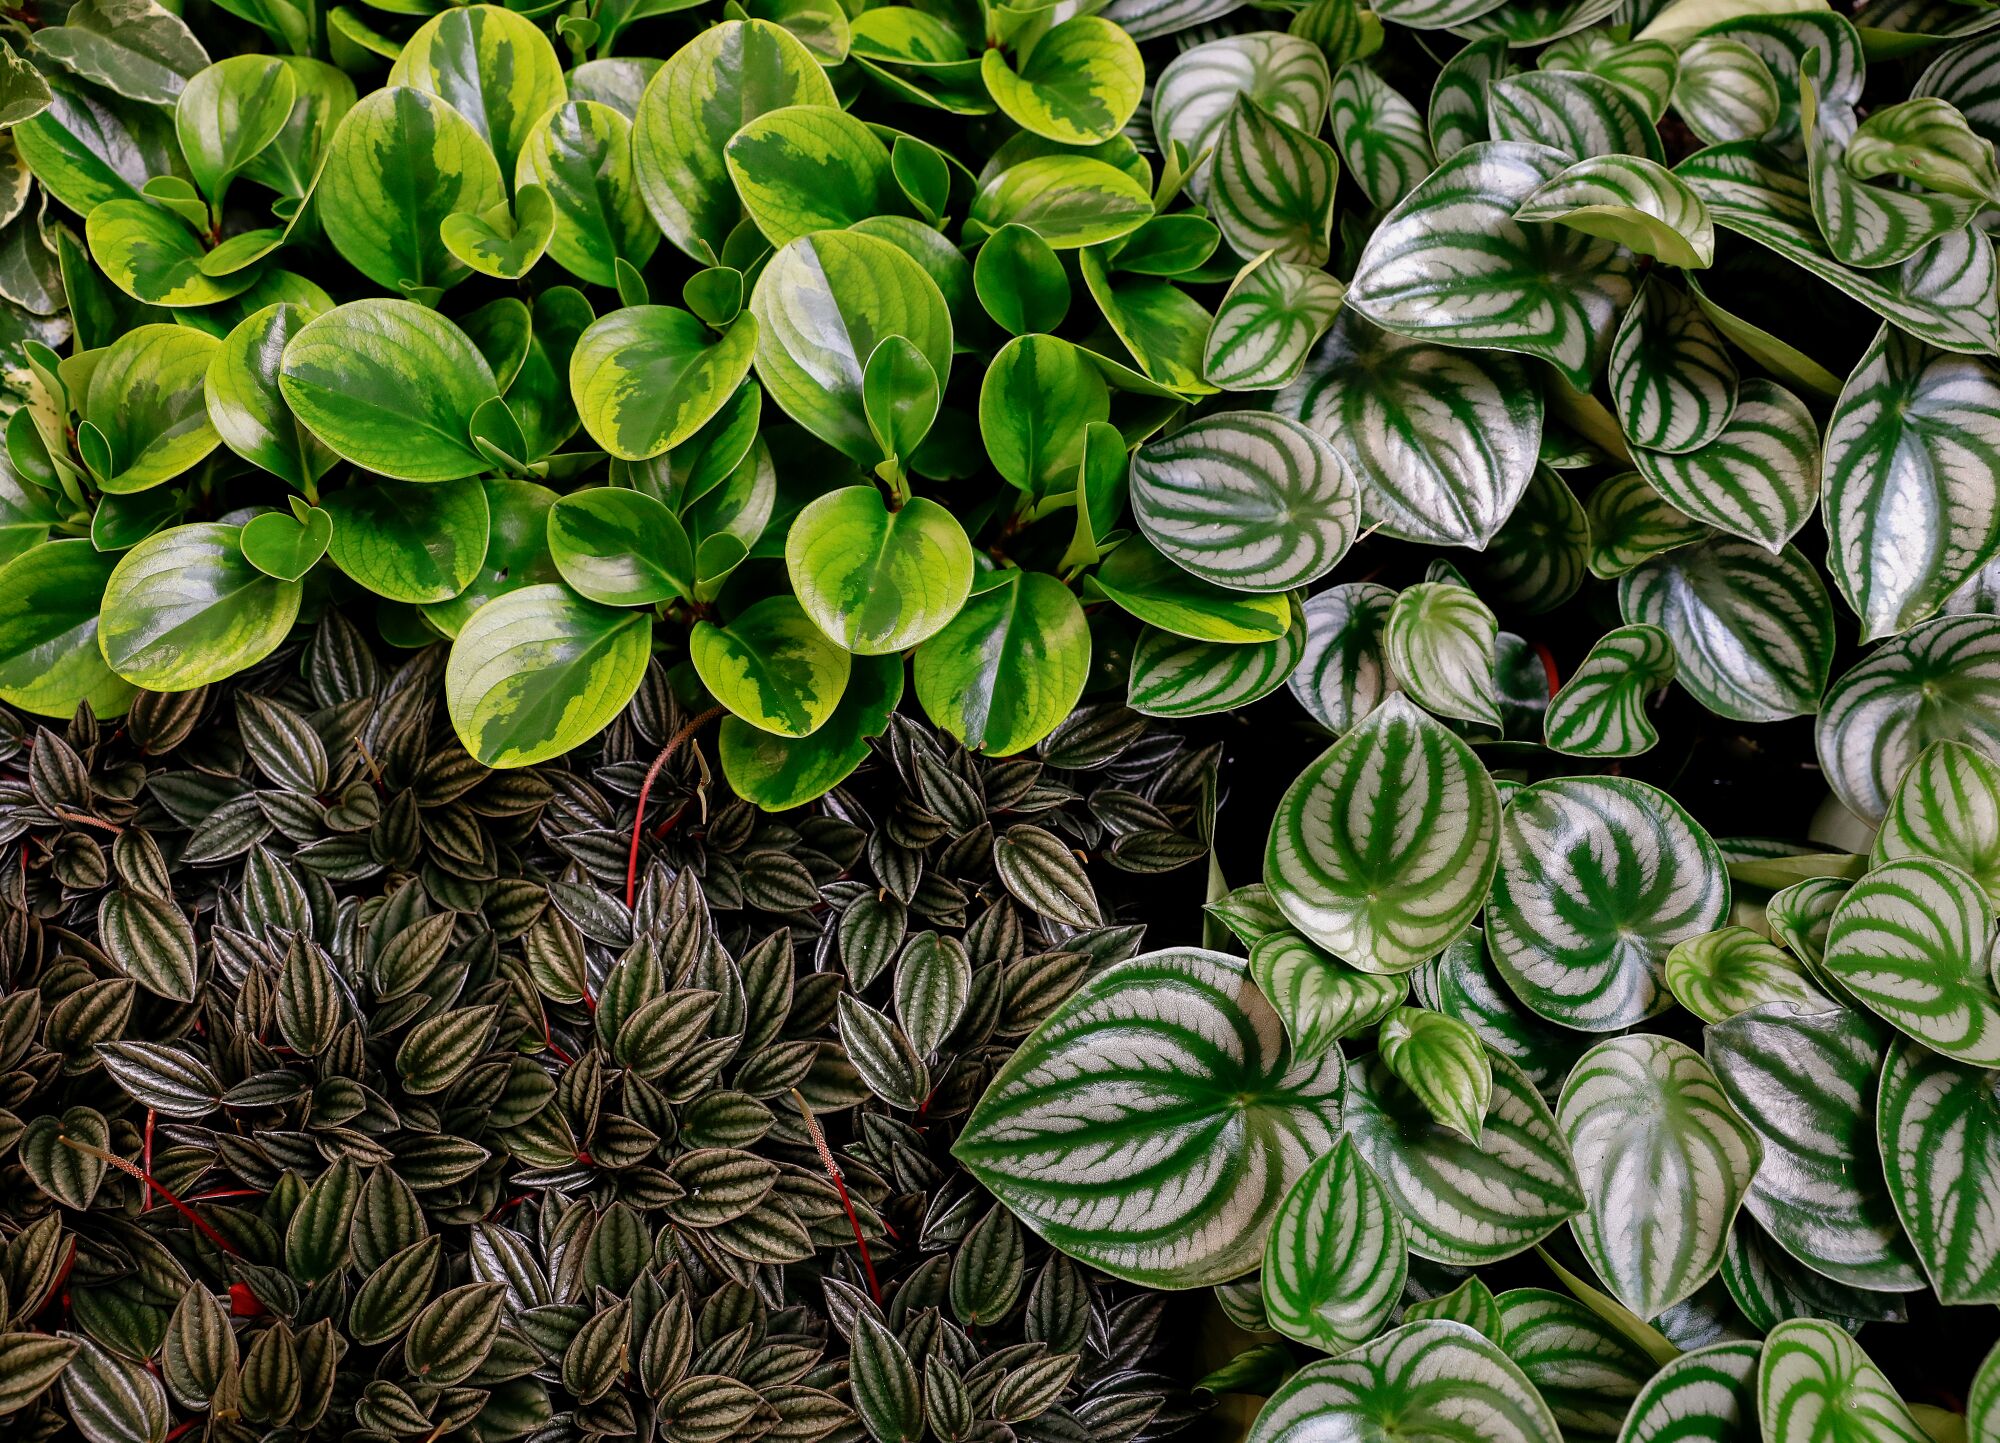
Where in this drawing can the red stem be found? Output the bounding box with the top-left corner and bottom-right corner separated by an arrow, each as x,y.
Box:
625,707 -> 723,908
792,1089 -> 881,1305
62,1137 -> 239,1256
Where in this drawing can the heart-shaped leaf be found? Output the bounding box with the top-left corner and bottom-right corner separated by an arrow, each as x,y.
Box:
21,1105 -> 109,1208
1666,927 -> 1829,1023
239,502 -> 330,582
1261,1136 -> 1405,1354
206,302 -> 335,488
1288,581 -> 1396,735
786,487 -> 972,654
323,477 -> 489,605
1620,1342 -> 1760,1443
570,305 -> 758,461
719,651 -> 902,811
1609,274 -> 1738,455
439,181 -> 555,280
692,594 -> 852,737
912,569 -> 1089,756
100,522 -> 300,689
1384,580 -> 1500,728
1378,1007 -> 1490,1142
1203,255 -> 1345,392
547,485 -> 691,606
1631,379 -> 1819,552
1544,622 -> 1675,757
1249,929 -> 1407,1063
1151,32 -> 1330,199
1874,739 -> 2000,904
1758,1319 -> 1927,1443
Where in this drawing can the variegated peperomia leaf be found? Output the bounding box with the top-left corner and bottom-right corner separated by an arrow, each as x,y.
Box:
1540,32 -> 1677,120
1874,739 -> 2000,904
1514,154 -> 1710,268
1488,775 -> 1731,1031
1666,927 -> 1828,1024
1404,1276 -> 1503,1340
1344,140 -> 1641,391
1586,471 -> 1709,579
1327,62 -> 1433,211
1878,1036 -> 2000,1304
1618,1341 -> 1760,1443
1260,1136 -> 1406,1354
1544,622 -> 1676,758
1251,929 -> 1406,1062
1821,323 -> 2000,644
1672,37 -> 1781,147
1973,1340 -> 2000,1443
1559,1034 -> 1761,1318
1467,464 -> 1588,617
1492,1287 -> 1658,1437
1151,32 -> 1331,198
1822,856 -> 2000,1066
1265,693 -> 1499,973
1767,877 -> 1852,976
1758,1319 -> 1928,1443
1344,1048 -> 1584,1265
1128,607 -> 1307,718
1289,581 -> 1397,734
1489,70 -> 1661,162
1412,928 -> 1590,1102
1427,35 -> 1511,160
1619,536 -> 1835,724
953,947 -> 1344,1288
1383,581 -> 1500,728
1608,275 -> 1738,456
1631,381 -> 1819,553
1377,1006 -> 1490,1143
1203,255 -> 1346,391
1210,93 -> 1337,266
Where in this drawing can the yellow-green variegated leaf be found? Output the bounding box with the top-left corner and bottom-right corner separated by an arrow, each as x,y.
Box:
1707,1001 -> 1925,1292
1608,275 -> 1739,455
1875,740 -> 2000,904
1130,411 -> 1357,593
1276,308 -> 1542,550
1515,153 -> 1714,268
0,542 -> 134,719
1203,254 -> 1345,391
1822,856 -> 2000,1067
1586,471 -> 1707,579
1878,1035 -> 2000,1305
1249,929 -> 1407,1063
1328,62 -> 1434,210
518,101 -> 659,289
1261,1136 -> 1406,1354
1822,324 -> 2000,644
1672,37 -> 1780,147
1211,94 -> 1337,266
99,523 -> 300,690
785,488 -> 972,655
1249,1322 -> 1560,1443
1540,32 -> 1679,121
1816,614 -> 2000,824
1289,581 -> 1397,734
980,17 -> 1142,147
691,595 -> 852,738
1848,98 -> 2000,207
1093,537 -> 1291,642
1489,776 -> 1731,1031
1632,379 -> 1819,552
953,948 -> 1345,1288
1128,605 -> 1307,717
725,105 -> 898,248
1619,536 -> 1836,723
387,4 -> 565,183
84,199 -> 258,309
1151,33 -> 1331,199
1344,1048 -> 1584,1264
1378,1007 -> 1490,1143
1543,622 -> 1676,757
969,155 -> 1154,250
1384,581 -> 1500,728
1267,693 -> 1501,973
1758,1320 -> 1928,1443
913,569 -> 1089,757
1618,1342 -> 1760,1443
570,305 -> 758,462
1559,1034 -> 1761,1318
1665,927 -> 1829,1022
1345,140 -> 1641,392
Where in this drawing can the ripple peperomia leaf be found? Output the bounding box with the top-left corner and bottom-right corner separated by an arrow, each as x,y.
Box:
1630,380 -> 1819,553
1758,1319 -> 1927,1443
1664,927 -> 1828,1024
1608,274 -> 1737,455
1383,581 -> 1500,728
1377,1006 -> 1490,1143
1878,1036 -> 2000,1305
1619,1342 -> 1760,1443
1248,929 -> 1406,1063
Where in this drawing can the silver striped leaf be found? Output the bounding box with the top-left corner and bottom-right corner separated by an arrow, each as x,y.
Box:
1101,0 -> 1243,41
1632,380 -> 1819,552
1539,31 -> 1679,121
1618,536 -> 1835,723
1693,10 -> 1864,152
1874,739 -> 2000,904
1328,62 -> 1435,210
1766,877 -> 1851,978
1822,324 -> 2000,644
1676,143 -> 2000,356
1707,1001 -> 1924,1293
1249,929 -> 1408,1062
1384,581 -> 1501,728
1265,692 -> 1500,973
1973,1338 -> 2000,1443
1207,883 -> 1291,948
1608,276 -> 1739,456
1404,1276 -> 1504,1340
1823,856 -> 2000,1067
1428,35 -> 1513,160
1130,411 -> 1359,593
1210,93 -> 1338,266
1203,255 -> 1346,392
1260,1136 -> 1407,1354
1378,1006 -> 1491,1142
1664,927 -> 1829,1023
1493,1287 -> 1657,1438
1488,775 -> 1731,1032
1671,38 -> 1781,148
1490,70 -> 1663,162
1879,1036 -> 2000,1303
1467,464 -> 1588,616
1412,927 -> 1591,1102
1288,581 -> 1397,734
1815,613 -> 2000,823
1451,0 -> 1625,48
1515,153 -> 1713,269
953,947 -> 1345,1288
1757,1319 -> 1927,1443
1558,1034 -> 1761,1317
1493,629 -> 1553,742
1543,622 -> 1676,758
1343,1048 -> 1584,1265
1585,470 -> 1709,580
1346,140 -> 1641,392
1152,33 -> 1331,199
1127,604 -> 1308,718
1847,99 -> 2000,208
1248,1321 -> 1561,1443
1276,307 -> 1542,549
1943,555 -> 2000,616
1372,0 -> 1508,33
1617,1341 -> 1760,1443
1724,1214 -> 1901,1334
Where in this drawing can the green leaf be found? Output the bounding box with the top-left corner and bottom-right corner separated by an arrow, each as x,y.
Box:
1261,1136 -> 1406,1354
1152,32 -> 1331,199
323,477 -> 489,605
1620,1341 -> 1760,1443
174,55 -> 295,211
1130,411 -> 1356,594
1249,929 -> 1407,1062
78,321 -> 219,492
1609,275 -> 1738,455
1276,308 -> 1541,550
691,594 -> 852,737
981,17 -> 1143,146
1345,1046 -> 1584,1263
16,72 -> 182,218
1248,1321 -> 1560,1443
518,100 -> 660,289
1345,140 -> 1641,392
0,541 -> 133,718
240,503 -> 330,582
547,486 -> 691,606
1631,379 -> 1819,552
280,298 -> 499,482
953,947 -> 1344,1288
1544,622 -> 1676,757
1875,740 -> 2000,903
1093,536 -> 1291,643
974,223 -> 1069,336
969,155 -> 1154,250
1413,929 -> 1589,1102
913,569 -> 1088,756
1328,62 -> 1433,210
1266,693 -> 1500,974
1619,536 -> 1836,723
1822,856 -> 2000,1067
1211,94 -> 1336,266
1488,775 -> 1731,1031
750,230 -> 952,465
1203,254 -> 1345,392
84,199 -> 255,309
1666,927 -> 1829,1022
439,182 -> 555,280
1878,1036 -> 2000,1305
863,335 -> 938,465
850,1312 -> 921,1443
1128,607 -> 1307,718
388,4 -> 565,183
720,651 -> 902,810
316,86 -> 505,295
1673,36 -> 1780,145
725,104 -> 898,248
1384,581 -> 1500,728
1708,1001 -> 1925,1292
570,305 -> 758,462
206,302 -> 334,488
99,522 -> 301,689
1586,470 -> 1707,579
1288,581 -> 1395,735
1491,70 -> 1662,162
1077,249 -> 1215,395
1515,153 -> 1714,268
785,488 -> 972,654
1428,35 -> 1511,160
1379,1007 -> 1490,1143
445,584 -> 651,767
1848,97 -> 2000,206
980,333 -> 1109,497
1822,323 -> 2000,643
1758,1319 -> 1927,1443
1559,1034 -> 1761,1317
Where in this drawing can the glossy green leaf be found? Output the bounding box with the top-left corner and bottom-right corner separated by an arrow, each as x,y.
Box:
438,181 -> 555,280
240,503 -> 330,582
323,477 -> 488,605
205,302 -> 333,489
1848,97 -> 2000,206
571,305 -> 757,462
517,101 -> 659,289
786,488 -> 971,654
913,569 -> 1087,756
979,333 -> 1109,497
99,522 -> 301,690
547,486 -> 691,606
980,17 -> 1142,146
0,540 -> 134,718
719,650 -> 902,810
1383,581 -> 1500,728
84,199 -> 256,309
692,594 -> 851,737
174,54 -> 294,211
725,105 -> 898,248
387,4 -> 564,182
1261,1137 -> 1406,1354
1093,536 -> 1291,643
968,155 -> 1154,250
79,322 -> 219,492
